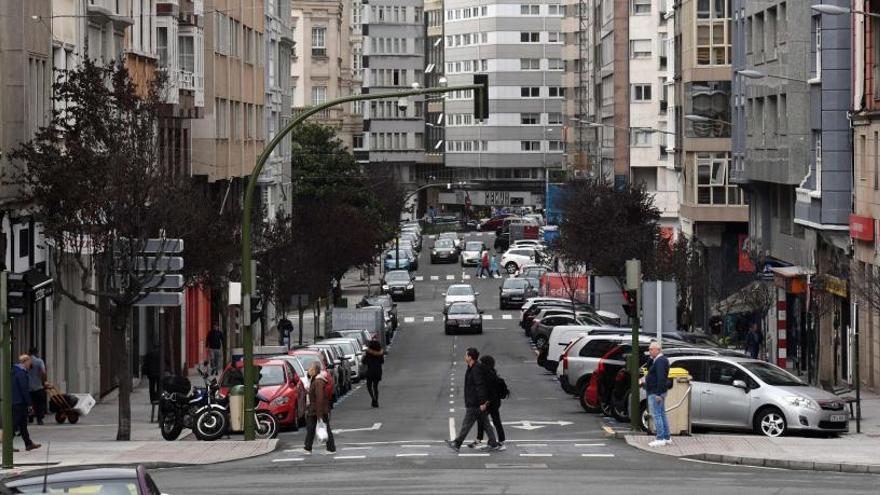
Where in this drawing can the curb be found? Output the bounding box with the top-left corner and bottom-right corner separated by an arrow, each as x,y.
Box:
687,452 -> 880,474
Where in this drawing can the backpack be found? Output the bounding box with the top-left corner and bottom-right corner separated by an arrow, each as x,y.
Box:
495,376 -> 510,400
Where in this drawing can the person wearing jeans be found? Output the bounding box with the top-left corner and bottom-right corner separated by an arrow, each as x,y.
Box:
641,341 -> 671,447
447,348 -> 502,452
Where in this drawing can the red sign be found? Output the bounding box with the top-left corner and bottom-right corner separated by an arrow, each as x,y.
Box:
738,234 -> 756,272
540,273 -> 589,302
850,214 -> 875,241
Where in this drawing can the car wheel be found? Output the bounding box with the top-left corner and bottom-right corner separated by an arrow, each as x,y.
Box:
640,400 -> 650,432
578,379 -> 601,413
611,395 -> 629,422
754,407 -> 787,437
505,262 -> 518,274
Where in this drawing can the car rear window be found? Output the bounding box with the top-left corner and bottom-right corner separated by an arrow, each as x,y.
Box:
14,480 -> 140,493
579,339 -> 620,358
503,279 -> 528,289
259,365 -> 286,386
465,241 -> 483,251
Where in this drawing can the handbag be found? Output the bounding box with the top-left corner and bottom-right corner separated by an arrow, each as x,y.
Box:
316,419 -> 328,443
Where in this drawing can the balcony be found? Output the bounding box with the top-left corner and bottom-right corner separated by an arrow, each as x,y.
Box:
651,190 -> 680,218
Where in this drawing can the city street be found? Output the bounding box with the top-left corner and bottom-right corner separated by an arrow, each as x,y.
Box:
152,233 -> 879,494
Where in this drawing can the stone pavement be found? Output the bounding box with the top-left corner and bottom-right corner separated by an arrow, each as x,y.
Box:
0,381 -> 277,475
623,389 -> 880,473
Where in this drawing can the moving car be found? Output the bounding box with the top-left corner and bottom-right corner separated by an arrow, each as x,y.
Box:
460,240 -> 486,266
384,250 -> 411,271
431,238 -> 458,264
444,302 -> 483,334
3,466 -> 164,494
499,277 -> 536,309
478,213 -> 515,231
438,231 -> 462,250
220,358 -> 306,429
443,284 -> 478,308
500,247 -> 537,274
650,356 -> 851,437
382,269 -> 415,301
357,294 -> 398,330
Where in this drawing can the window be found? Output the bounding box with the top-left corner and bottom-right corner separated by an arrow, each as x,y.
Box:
482,6 -> 488,16
548,32 -> 562,43
813,131 -> 822,192
548,4 -> 563,15
548,140 -> 564,151
521,87 -> 540,98
630,39 -> 651,58
521,141 -> 541,151
521,4 -> 540,15
812,16 -> 822,80
311,27 -> 327,57
520,32 -> 540,43
631,84 -> 652,101
548,112 -> 563,125
549,87 -> 565,98
875,132 -> 879,191
696,152 -> 743,205
178,36 -> 194,73
521,113 -> 539,125
311,86 -> 327,105
696,0 -> 730,65
548,58 -> 564,70
707,362 -> 749,387
631,0 -> 651,15
520,58 -> 541,70
157,27 -> 168,67
631,128 -> 653,147
673,359 -> 706,381
685,81 -> 731,137
580,339 -> 619,358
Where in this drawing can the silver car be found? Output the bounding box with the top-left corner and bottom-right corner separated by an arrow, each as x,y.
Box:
322,338 -> 365,380
460,241 -> 486,266
650,356 -> 849,437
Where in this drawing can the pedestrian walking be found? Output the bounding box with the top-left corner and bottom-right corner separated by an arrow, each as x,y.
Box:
141,346 -> 161,402
446,348 -> 502,452
489,252 -> 500,278
27,348 -> 47,425
303,363 -> 336,454
13,355 -> 40,451
468,355 -> 509,449
640,341 -> 671,447
479,250 -> 490,278
277,317 -> 293,348
206,323 -> 224,374
745,323 -> 762,360
363,340 -> 385,408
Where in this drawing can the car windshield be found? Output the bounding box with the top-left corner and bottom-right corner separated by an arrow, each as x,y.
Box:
435,239 -> 454,248
364,295 -> 391,307
447,286 -> 474,296
464,241 -> 483,251
448,303 -> 478,315
741,361 -> 806,386
14,480 -> 140,493
503,279 -> 528,289
386,272 -> 410,282
259,365 -> 286,386
331,342 -> 356,354
385,252 -> 404,259
440,233 -> 458,240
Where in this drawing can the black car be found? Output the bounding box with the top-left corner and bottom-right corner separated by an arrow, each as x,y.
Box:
357,294 -> 398,330
431,238 -> 458,264
499,278 -> 535,309
382,270 -> 415,301
444,302 -> 483,335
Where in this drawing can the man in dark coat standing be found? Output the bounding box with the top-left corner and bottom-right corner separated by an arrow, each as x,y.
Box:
13,355 -> 40,451
206,323 -> 224,374
302,363 -> 336,454
447,348 -> 501,452
641,341 -> 671,447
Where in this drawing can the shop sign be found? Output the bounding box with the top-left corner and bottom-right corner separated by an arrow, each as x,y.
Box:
849,214 -> 874,241
484,191 -> 511,205
822,275 -> 848,298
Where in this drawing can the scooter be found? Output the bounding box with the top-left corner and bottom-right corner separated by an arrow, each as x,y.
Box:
194,385 -> 278,440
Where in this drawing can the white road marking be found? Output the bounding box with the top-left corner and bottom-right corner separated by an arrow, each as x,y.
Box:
397,453 -> 430,457
485,463 -> 547,469
404,317 -> 415,323
449,400 -> 454,404
483,315 -> 494,320
581,454 -> 615,458
424,316 -> 435,322
520,453 -> 553,457
449,417 -> 456,440
446,275 -> 455,280
449,408 -> 455,413
517,443 -> 548,447
414,276 -> 424,281
344,440 -> 444,446
459,453 -> 490,457
430,276 -> 439,281
272,458 -> 304,463
341,446 -> 373,451
335,455 -> 367,460
502,314 -> 513,320
401,444 -> 432,449
335,422 -> 382,434
462,275 -> 471,280
575,443 -> 607,447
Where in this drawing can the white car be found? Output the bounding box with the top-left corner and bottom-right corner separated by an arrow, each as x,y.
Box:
443,284 -> 478,307
500,247 -> 536,274
460,241 -> 486,266
511,239 -> 544,250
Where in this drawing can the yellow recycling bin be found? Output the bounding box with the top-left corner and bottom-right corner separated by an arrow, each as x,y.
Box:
646,367 -> 692,436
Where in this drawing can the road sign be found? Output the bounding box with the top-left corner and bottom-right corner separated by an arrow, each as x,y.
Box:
142,238 -> 184,254
335,422 -> 382,434
135,256 -> 184,272
133,292 -> 184,307
116,274 -> 184,290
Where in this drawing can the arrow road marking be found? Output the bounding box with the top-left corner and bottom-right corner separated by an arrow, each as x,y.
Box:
335,422 -> 382,434
503,420 -> 574,430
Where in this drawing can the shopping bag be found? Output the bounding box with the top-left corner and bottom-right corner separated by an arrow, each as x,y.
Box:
316,419 -> 328,443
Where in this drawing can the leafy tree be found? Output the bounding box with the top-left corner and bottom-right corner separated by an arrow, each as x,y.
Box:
9,58 -> 193,440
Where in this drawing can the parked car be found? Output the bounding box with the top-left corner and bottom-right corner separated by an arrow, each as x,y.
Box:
444,302 -> 483,334
520,300 -> 599,334
398,245 -> 419,270
645,356 -> 850,437
289,349 -> 334,395
460,240 -> 486,266
382,269 -> 415,301
219,358 -> 306,429
478,213 -> 515,231
3,466 -> 164,494
511,239 -> 544,250
530,312 -> 608,350
499,277 -> 536,309
327,329 -> 373,350
444,284 -> 478,308
517,264 -> 549,280
357,294 -> 398,330
384,250 -> 411,271
431,238 -> 458,264
500,247 -> 537,274
400,231 -> 422,251
438,231 -> 462,250
309,343 -> 352,395
322,337 -> 365,380
272,354 -> 312,389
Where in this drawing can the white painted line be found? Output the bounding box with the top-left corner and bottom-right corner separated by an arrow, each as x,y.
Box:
272,458 -> 304,463
446,274 -> 455,280
397,453 -> 430,457
449,400 -> 454,404
430,275 -> 439,281
486,463 -> 548,469
575,443 -> 607,447
449,394 -> 454,398
335,455 -> 367,460
581,454 -> 615,458
462,275 -> 471,280
517,443 -> 548,447
520,453 -> 553,457
404,317 -> 415,323
449,417 -> 456,440
401,444 -> 432,449
483,315 -> 494,320
459,453 -> 490,457
414,276 -> 424,281
341,446 -> 373,451
502,314 -> 513,320
344,440 -> 444,446
506,439 -> 604,443
449,408 -> 455,413
424,316 -> 435,322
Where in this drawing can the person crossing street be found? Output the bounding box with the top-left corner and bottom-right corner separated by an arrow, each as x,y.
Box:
446,348 -> 502,452
303,363 -> 336,454
468,355 -> 509,449
363,340 -> 385,408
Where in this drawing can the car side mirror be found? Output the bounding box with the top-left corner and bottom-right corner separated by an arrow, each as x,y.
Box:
732,379 -> 749,391
475,292 -> 480,296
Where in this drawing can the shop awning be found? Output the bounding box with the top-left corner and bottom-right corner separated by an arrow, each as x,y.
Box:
711,280 -> 775,316
769,266 -> 814,278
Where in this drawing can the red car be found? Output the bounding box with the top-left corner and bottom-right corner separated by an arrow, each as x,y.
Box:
478,214 -> 514,231
220,358 -> 306,429
289,349 -> 335,394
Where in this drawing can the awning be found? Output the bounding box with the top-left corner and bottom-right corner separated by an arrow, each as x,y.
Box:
711,280 -> 774,316
769,266 -> 814,278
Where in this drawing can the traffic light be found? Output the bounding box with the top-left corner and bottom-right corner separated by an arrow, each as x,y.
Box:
621,290 -> 637,319
473,74 -> 489,121
7,273 -> 26,318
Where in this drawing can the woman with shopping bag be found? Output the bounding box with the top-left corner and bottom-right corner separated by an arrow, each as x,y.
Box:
302,363 -> 336,454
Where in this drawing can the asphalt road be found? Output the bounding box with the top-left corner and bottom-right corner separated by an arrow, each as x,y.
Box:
153,232 -> 879,494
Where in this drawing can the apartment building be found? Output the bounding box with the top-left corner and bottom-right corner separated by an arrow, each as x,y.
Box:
193,1 -> 266,182
292,0 -> 362,151
561,0 -> 677,224
852,0 -> 880,393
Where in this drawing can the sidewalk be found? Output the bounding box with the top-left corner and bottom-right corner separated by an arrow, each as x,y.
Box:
0,382 -> 277,475
621,389 -> 880,473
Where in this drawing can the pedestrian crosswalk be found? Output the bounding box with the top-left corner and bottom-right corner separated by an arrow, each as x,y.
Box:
401,313 -> 516,324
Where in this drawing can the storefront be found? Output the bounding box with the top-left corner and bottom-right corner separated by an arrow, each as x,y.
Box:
770,265 -> 812,371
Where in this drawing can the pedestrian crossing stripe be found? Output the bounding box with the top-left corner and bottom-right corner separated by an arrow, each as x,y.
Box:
502,314 -> 513,320
462,275 -> 471,280
404,317 -> 415,323
424,316 -> 435,322
430,276 -> 439,281
483,315 -> 494,320
414,276 -> 424,281
445,275 -> 454,280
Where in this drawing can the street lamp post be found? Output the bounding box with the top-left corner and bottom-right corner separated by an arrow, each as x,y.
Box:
240,82 -> 486,440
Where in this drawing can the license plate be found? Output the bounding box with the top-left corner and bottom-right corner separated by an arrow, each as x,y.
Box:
460,323 -> 470,328
830,414 -> 847,422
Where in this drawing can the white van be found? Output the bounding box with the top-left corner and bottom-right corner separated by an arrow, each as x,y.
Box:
542,325 -> 628,372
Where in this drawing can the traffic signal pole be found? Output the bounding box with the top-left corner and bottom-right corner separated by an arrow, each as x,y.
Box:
240,80 -> 488,440
625,260 -> 642,432
1,273 -> 13,468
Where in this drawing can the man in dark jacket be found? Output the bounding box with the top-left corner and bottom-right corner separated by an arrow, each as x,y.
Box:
206,323 -> 224,374
447,348 -> 500,452
13,355 -> 40,451
641,341 -> 670,447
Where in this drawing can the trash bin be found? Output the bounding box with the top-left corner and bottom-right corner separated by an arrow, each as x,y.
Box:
659,367 -> 692,436
229,385 -> 245,432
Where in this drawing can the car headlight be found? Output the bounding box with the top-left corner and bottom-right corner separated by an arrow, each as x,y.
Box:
432,250 -> 437,255
785,396 -> 819,411
406,283 -> 414,289
382,285 -> 389,291
271,396 -> 290,407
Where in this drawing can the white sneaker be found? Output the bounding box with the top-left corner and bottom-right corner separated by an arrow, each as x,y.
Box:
648,440 -> 665,447
663,439 -> 673,446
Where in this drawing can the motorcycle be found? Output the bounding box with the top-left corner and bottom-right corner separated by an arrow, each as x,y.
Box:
193,364 -> 278,440
159,366 -> 228,441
